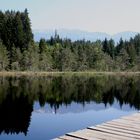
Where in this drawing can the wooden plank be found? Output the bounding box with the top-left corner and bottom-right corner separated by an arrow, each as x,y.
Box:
60,135 -> 84,140
95,124 -> 140,136
67,129 -> 103,140
106,120 -> 140,130
121,114 -> 140,119
121,117 -> 140,122
122,115 -> 140,119
123,113 -> 140,117
102,123 -> 140,133
84,129 -> 136,140
112,119 -> 140,126
88,126 -> 140,139
129,113 -> 140,117
120,115 -> 140,119
111,118 -> 140,124
67,129 -> 134,140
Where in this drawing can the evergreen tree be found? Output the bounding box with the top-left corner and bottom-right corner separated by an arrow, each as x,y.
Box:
39,38 -> 46,53
0,42 -> 9,70
14,12 -> 24,50
102,39 -> 115,59
127,44 -> 136,66
21,9 -> 33,49
60,47 -> 76,71
116,48 -> 130,70
108,39 -> 115,59
133,34 -> 140,55
102,38 -> 108,53
11,47 -> 22,70
116,38 -> 125,55
0,9 -> 33,51
0,11 -> 5,41
39,45 -> 52,71
25,44 -> 39,71
21,49 -> 29,71
0,9 -> 140,72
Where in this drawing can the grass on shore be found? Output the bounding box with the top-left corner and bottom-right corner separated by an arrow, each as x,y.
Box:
0,71 -> 139,77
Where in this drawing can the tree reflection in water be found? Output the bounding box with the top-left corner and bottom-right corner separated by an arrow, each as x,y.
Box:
0,75 -> 139,135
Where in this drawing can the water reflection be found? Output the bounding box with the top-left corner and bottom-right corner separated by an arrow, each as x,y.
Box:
0,75 -> 139,136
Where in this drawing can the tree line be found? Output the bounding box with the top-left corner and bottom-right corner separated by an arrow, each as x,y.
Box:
0,10 -> 140,71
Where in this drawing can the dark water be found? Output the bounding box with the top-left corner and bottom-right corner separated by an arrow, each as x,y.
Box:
0,75 -> 140,140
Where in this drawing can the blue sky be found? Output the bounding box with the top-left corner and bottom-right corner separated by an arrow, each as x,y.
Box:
1,0 -> 140,34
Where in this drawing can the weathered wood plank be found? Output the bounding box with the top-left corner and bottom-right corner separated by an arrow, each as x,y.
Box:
121,114 -> 140,119
67,129 -> 102,140
60,135 -> 84,140
85,129 -> 135,140
102,123 -> 140,133
129,113 -> 140,117
122,115 -> 140,119
67,129 -> 134,140
121,117 -> 140,122
106,120 -> 140,131
112,119 -> 140,126
88,126 -> 140,139
95,124 -> 140,136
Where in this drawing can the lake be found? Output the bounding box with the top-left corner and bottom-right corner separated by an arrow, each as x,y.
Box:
0,74 -> 139,140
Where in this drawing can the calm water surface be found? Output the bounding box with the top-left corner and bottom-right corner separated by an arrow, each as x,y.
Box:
0,75 -> 139,140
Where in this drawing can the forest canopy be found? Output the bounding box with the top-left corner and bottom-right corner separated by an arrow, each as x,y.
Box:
0,9 -> 140,71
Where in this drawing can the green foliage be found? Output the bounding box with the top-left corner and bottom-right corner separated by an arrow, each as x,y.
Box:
0,9 -> 140,72
21,44 -> 39,71
0,9 -> 33,51
39,38 -> 46,53
60,47 -> 76,71
116,48 -> 130,70
39,45 -> 53,71
11,47 -> 22,70
0,42 -> 9,70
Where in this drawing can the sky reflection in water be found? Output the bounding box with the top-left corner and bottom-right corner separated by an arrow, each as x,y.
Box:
0,75 -> 139,139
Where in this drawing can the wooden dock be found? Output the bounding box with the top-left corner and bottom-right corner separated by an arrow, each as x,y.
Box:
54,112 -> 140,140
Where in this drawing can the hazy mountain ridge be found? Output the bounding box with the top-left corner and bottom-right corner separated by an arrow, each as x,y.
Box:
33,29 -> 139,43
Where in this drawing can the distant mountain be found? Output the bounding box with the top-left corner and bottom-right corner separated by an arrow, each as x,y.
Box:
112,31 -> 139,43
33,29 -> 139,43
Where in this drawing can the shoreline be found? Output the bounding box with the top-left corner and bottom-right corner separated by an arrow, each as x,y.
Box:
0,71 -> 140,77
